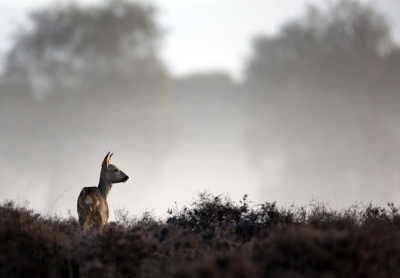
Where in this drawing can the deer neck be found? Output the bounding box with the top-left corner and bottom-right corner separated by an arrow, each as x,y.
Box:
98,175 -> 113,199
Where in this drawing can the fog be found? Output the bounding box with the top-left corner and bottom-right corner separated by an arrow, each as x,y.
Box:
0,0 -> 399,220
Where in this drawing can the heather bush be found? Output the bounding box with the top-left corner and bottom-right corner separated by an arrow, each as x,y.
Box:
2,194 -> 400,277
166,192 -> 298,240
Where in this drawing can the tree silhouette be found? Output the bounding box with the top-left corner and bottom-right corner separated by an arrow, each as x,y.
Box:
0,0 -> 175,211
4,0 -> 167,101
245,0 -> 400,204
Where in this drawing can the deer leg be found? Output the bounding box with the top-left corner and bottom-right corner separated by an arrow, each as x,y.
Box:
83,223 -> 88,237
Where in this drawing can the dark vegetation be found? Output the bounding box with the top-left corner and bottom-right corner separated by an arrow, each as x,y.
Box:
3,192 -> 400,277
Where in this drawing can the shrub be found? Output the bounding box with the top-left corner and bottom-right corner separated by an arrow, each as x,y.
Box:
2,193 -> 400,277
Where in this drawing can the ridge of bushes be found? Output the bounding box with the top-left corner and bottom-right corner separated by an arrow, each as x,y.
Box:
1,192 -> 400,277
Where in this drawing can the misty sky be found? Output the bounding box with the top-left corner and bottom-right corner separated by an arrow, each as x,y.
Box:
0,0 -> 399,79
1,0 -> 399,218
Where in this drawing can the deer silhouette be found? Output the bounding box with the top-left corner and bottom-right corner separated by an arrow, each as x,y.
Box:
77,152 -> 129,236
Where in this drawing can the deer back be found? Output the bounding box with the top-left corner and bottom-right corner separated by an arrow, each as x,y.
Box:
77,187 -> 109,229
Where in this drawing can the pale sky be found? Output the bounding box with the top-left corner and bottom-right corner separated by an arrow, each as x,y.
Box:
0,0 -> 399,80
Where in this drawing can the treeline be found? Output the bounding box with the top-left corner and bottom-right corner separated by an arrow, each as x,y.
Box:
2,192 -> 400,277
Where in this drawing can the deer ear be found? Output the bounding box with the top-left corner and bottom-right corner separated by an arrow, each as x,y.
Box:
109,153 -> 113,163
102,152 -> 111,169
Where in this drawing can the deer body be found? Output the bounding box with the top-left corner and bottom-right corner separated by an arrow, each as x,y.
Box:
77,152 -> 129,236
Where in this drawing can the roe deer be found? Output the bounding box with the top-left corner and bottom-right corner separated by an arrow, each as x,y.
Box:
77,152 -> 129,236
